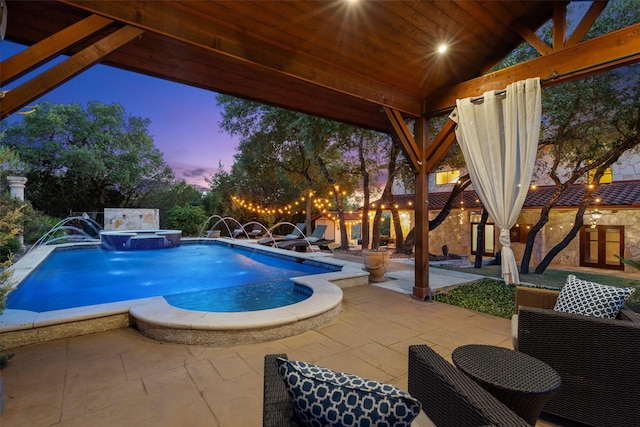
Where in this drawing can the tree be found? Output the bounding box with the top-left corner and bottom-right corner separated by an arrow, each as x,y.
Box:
341,127 -> 388,250
370,139 -> 405,251
216,95 -> 368,244
139,180 -> 205,211
3,101 -> 174,217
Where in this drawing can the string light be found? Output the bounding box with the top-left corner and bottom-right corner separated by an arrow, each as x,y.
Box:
231,186 -> 345,216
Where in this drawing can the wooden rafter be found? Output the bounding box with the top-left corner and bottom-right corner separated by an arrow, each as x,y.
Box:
513,19 -> 552,56
423,120 -> 457,173
384,107 -> 421,171
553,2 -> 567,51
513,2 -> 609,57
1,14 -> 114,86
426,22 -> 640,116
566,1 -> 609,48
385,108 -> 457,174
1,25 -> 144,119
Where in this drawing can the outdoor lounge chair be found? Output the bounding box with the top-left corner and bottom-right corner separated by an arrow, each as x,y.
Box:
258,223 -> 305,246
283,223 -> 306,240
232,225 -> 264,238
274,225 -> 331,251
513,286 -> 640,427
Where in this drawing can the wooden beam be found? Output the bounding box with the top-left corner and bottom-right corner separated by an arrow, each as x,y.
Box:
58,0 -> 423,117
553,2 -> 567,51
425,22 -> 640,116
384,107 -> 421,171
423,120 -> 457,173
512,20 -> 552,56
413,116 -> 430,301
1,14 -> 114,85
1,26 -> 144,119
565,1 -> 609,48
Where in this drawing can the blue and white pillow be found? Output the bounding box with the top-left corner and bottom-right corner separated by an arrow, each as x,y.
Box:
275,357 -> 421,427
553,274 -> 634,319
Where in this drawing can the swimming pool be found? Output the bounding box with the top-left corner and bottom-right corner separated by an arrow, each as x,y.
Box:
1,239 -> 368,347
7,243 -> 334,312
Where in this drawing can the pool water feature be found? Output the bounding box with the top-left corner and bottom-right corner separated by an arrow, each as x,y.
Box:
1,240 -> 368,347
7,244 -> 331,312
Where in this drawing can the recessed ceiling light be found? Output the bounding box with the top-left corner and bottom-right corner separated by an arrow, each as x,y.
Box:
437,44 -> 448,54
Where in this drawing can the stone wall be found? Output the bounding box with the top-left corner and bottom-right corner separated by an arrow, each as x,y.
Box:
104,208 -> 160,231
428,209 -> 472,256
426,207 -> 640,274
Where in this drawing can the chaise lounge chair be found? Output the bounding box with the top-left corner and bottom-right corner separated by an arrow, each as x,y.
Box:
283,223 -> 306,240
275,225 -> 333,251
232,224 -> 265,239
258,223 -> 305,246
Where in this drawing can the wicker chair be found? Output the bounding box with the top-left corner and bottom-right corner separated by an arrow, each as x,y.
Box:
407,345 -> 529,427
514,286 -> 640,427
263,354 -> 299,427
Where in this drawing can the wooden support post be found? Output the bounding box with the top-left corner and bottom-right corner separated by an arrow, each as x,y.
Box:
413,116 -> 431,301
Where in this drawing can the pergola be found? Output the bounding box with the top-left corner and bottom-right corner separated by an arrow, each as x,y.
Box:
2,1 -> 639,299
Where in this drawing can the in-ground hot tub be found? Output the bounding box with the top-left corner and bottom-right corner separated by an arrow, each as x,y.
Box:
100,230 -> 182,250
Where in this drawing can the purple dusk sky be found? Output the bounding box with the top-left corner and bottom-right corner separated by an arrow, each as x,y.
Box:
1,41 -> 240,189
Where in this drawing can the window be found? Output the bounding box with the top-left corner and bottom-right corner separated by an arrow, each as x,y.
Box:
435,170 -> 460,185
588,167 -> 612,184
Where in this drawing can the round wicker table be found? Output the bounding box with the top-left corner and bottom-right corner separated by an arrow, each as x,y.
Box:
452,344 -> 561,426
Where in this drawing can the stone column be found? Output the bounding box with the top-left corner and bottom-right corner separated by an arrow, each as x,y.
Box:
6,176 -> 27,201
6,176 -> 28,245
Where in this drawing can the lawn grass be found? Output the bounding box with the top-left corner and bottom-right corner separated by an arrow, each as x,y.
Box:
433,265 -> 640,318
438,264 -> 640,289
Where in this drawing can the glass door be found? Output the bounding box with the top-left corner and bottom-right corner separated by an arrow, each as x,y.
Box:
471,223 -> 494,256
580,226 -> 624,270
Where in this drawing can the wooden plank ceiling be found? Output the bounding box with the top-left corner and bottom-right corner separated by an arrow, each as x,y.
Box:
2,0 -> 560,130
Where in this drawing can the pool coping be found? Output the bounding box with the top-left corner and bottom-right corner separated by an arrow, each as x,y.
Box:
1,239 -> 369,347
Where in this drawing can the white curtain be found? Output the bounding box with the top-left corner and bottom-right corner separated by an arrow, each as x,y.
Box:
450,77 -> 541,284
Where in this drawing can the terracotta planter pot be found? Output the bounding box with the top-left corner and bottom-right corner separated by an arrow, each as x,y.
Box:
362,249 -> 391,283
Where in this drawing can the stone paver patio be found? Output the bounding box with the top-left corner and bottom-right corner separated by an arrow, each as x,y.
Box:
1,283 -> 581,426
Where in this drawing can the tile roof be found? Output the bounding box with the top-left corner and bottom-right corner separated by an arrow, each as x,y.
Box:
369,181 -> 640,211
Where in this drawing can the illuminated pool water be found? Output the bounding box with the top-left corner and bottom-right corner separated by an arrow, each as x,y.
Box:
7,243 -> 337,313
2,240 -> 364,347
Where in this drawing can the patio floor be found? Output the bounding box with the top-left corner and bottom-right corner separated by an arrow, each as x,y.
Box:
1,259 -> 586,426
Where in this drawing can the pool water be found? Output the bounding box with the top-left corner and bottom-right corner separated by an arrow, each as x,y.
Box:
7,243 -> 334,312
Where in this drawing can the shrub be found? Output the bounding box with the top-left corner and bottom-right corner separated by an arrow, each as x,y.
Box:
23,211 -> 62,244
0,235 -> 21,263
167,205 -> 208,236
433,278 -> 517,319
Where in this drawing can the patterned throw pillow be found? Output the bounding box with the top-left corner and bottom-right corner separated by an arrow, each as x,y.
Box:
275,357 -> 421,427
553,274 -> 635,319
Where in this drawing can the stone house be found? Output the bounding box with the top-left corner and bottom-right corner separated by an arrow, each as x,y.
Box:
370,151 -> 640,273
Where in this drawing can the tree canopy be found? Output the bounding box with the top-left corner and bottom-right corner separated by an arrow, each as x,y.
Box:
215,95 -> 393,245
2,101 -> 175,217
